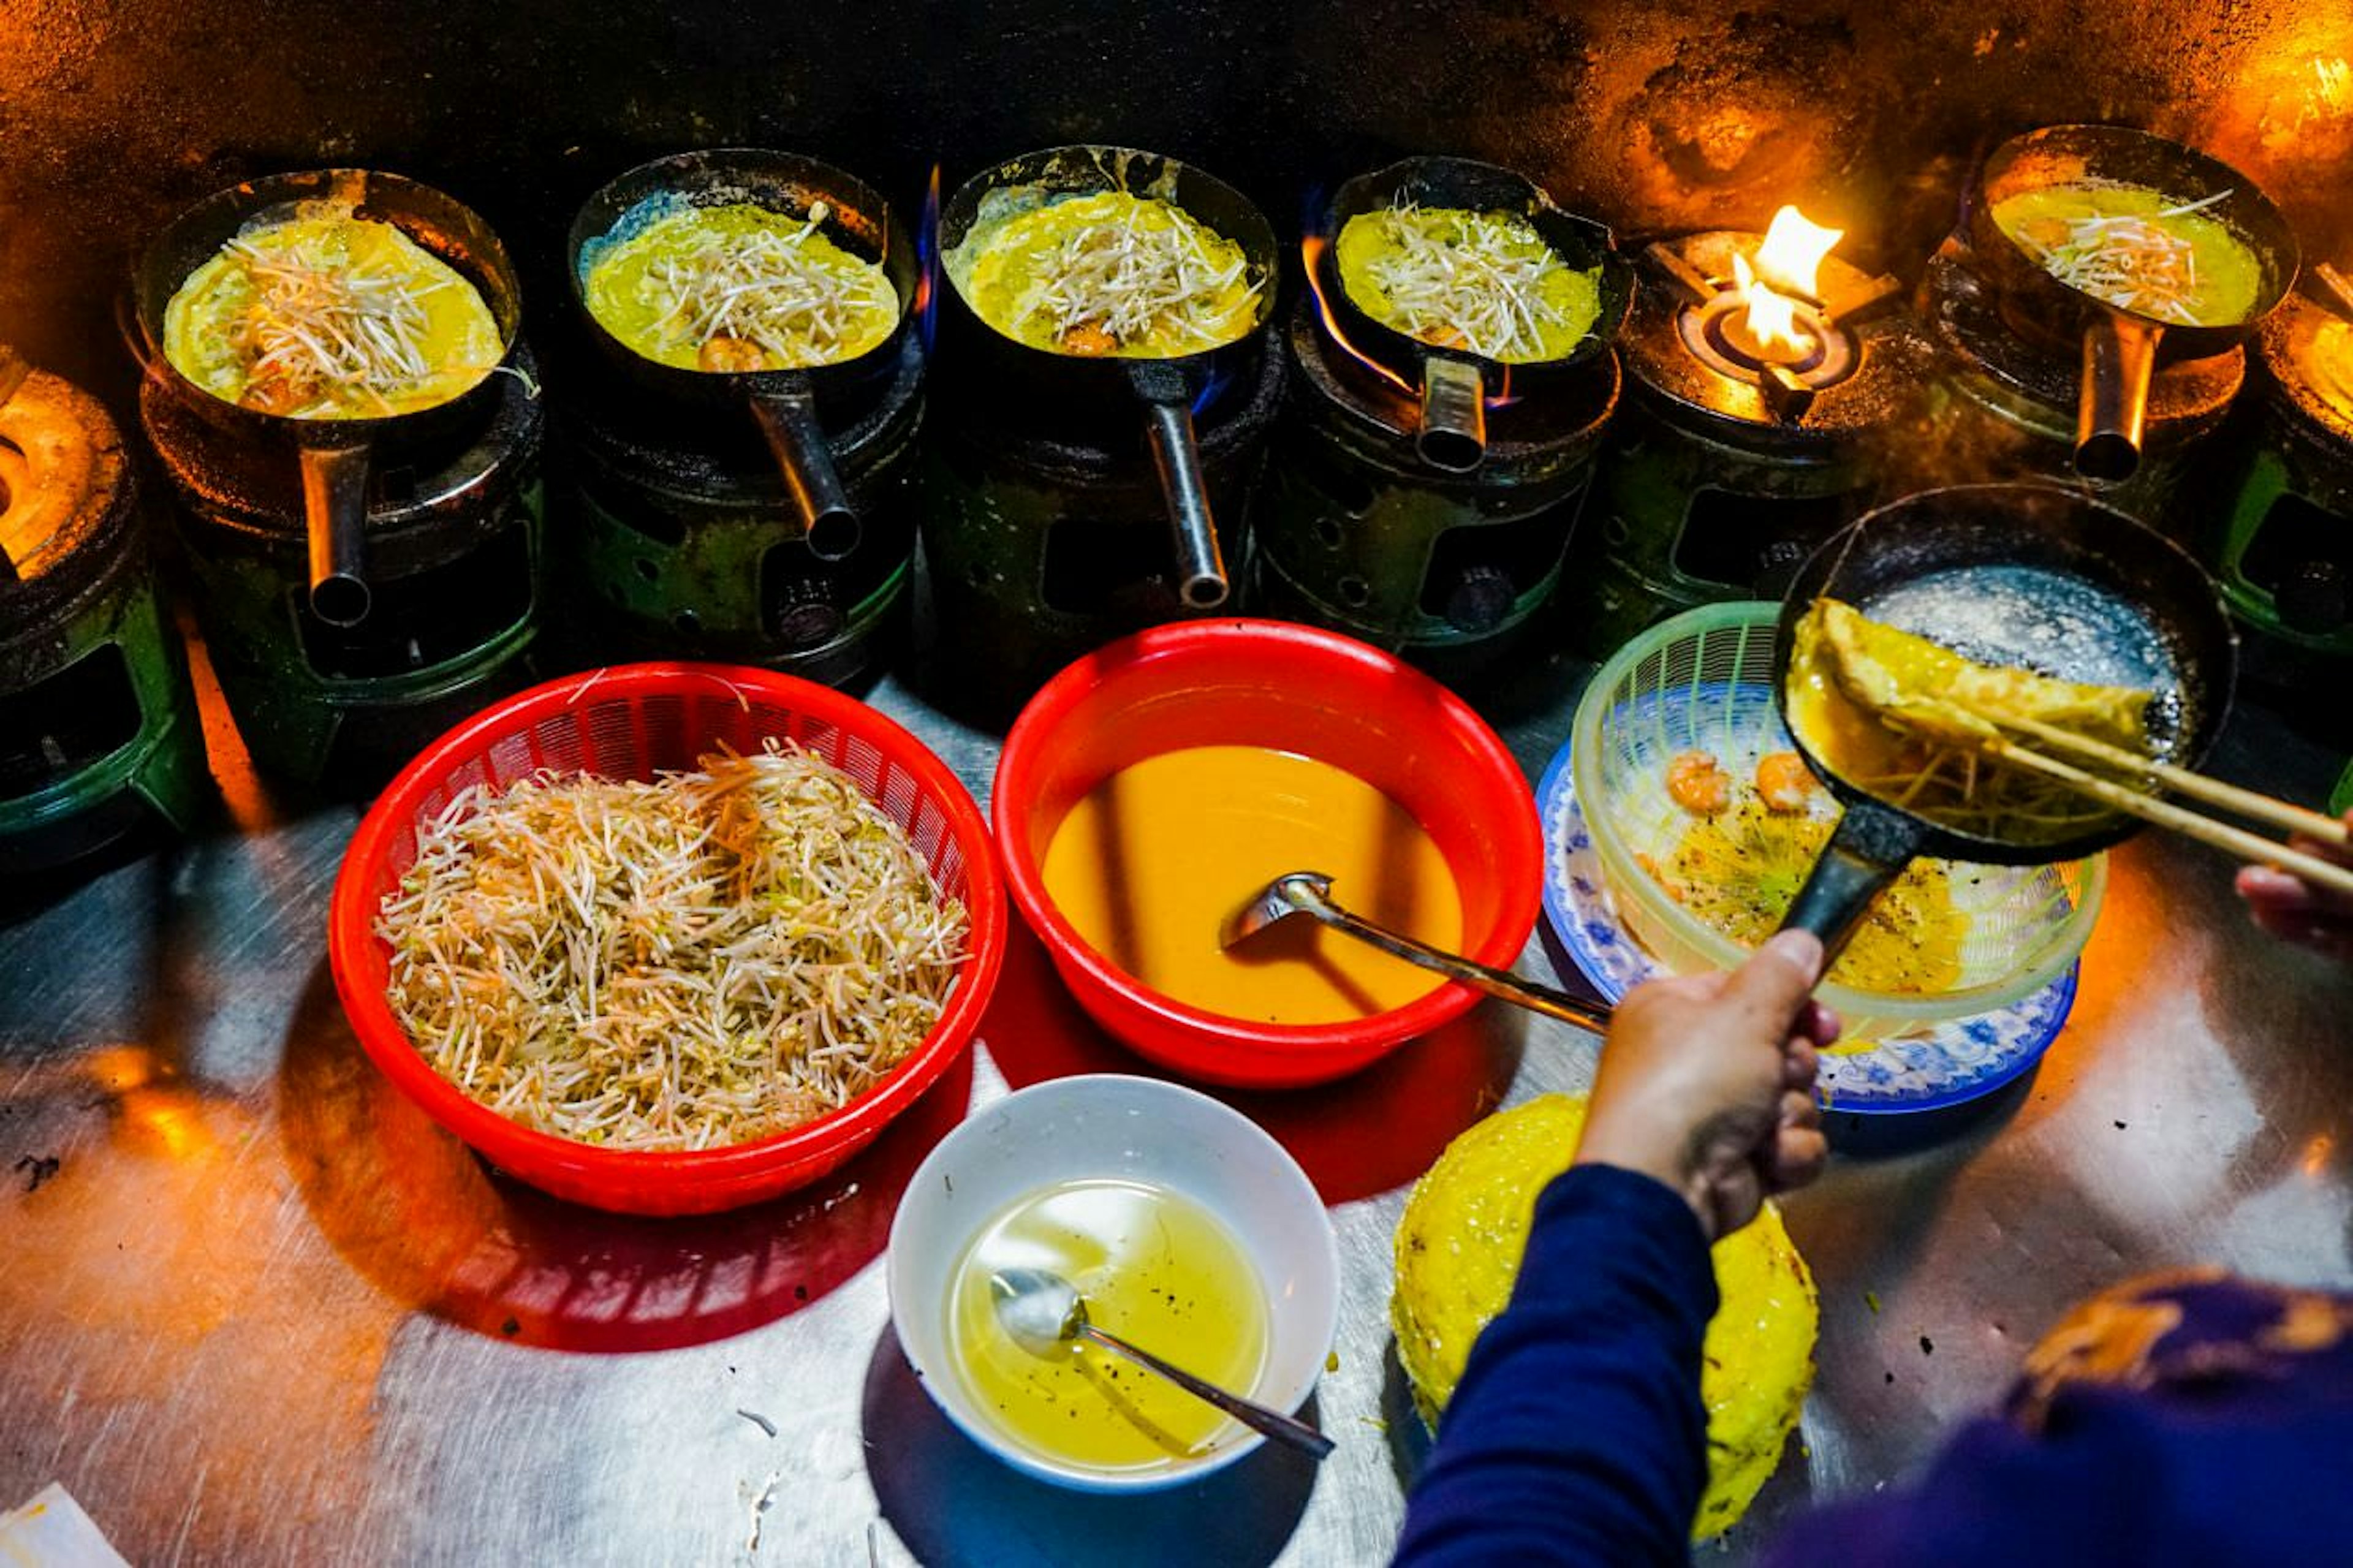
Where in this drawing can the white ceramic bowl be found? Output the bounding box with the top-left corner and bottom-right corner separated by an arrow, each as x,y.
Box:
886,1074 -> 1340,1491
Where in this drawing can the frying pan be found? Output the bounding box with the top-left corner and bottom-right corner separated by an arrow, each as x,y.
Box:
1320,156 -> 1634,473
1771,482 -> 2237,953
135,169 -> 525,627
1968,125 -> 2297,483
938,146 -> 1278,610
569,149 -> 920,562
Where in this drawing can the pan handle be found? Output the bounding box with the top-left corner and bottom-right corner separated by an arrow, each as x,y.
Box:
2074,311 -> 2165,484
1776,798 -> 1931,959
1417,357 -> 1487,473
747,387 -> 860,562
1132,365 -> 1229,610
299,439 -> 374,627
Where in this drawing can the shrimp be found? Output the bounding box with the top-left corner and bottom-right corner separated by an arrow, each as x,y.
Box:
1058,322 -> 1121,356
1667,751 -> 1732,816
1756,752 -> 1819,814
697,335 -> 769,374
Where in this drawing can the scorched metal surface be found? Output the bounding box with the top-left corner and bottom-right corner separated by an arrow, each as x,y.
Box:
2,652 -> 2352,1564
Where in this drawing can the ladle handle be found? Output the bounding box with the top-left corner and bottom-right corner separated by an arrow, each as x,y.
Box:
1417,355 -> 1488,474
1778,801 -> 1927,957
748,387 -> 861,562
1073,1322 -> 1336,1460
299,441 -> 374,628
2074,312 -> 2164,484
1142,397 -> 1229,610
1303,895 -> 1612,1033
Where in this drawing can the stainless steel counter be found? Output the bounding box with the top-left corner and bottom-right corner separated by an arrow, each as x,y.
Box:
6,639 -> 2352,1566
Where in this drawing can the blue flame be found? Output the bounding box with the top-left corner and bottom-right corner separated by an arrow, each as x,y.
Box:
917,164 -> 942,357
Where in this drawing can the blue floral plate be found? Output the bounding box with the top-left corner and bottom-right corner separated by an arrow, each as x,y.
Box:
1535,740 -> 2078,1115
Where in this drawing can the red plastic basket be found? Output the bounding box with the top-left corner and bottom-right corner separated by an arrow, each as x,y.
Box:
328,663 -> 1007,1216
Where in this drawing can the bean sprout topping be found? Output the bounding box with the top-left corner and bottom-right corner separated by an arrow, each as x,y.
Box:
376,744 -> 968,1151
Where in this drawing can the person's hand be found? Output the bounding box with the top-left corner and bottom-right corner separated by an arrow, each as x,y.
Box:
1574,930 -> 1839,1243
2236,809 -> 2353,962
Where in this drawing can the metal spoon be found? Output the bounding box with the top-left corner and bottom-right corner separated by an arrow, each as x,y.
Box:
987,1265 -> 1336,1460
1221,871 -> 1611,1032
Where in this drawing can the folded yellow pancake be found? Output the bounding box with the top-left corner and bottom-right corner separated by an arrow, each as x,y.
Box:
1392,1094 -> 1817,1539
1786,597 -> 2153,843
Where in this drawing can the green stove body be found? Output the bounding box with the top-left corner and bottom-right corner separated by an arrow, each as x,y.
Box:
0,365 -> 210,877
1251,301 -> 1618,685
2201,292 -> 2353,676
551,335 -> 924,691
1564,230 -> 1939,660
141,347 -> 546,794
1918,241 -> 2243,538
919,336 -> 1285,722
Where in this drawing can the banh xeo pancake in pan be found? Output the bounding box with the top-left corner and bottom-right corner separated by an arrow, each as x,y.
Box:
942,189 -> 1259,358
1335,205 -> 1604,363
1990,180 -> 2265,329
162,206 -> 502,420
580,199 -> 900,373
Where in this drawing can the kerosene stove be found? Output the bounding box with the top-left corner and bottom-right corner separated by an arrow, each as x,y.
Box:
1919,237 -> 2244,531
2198,278 -> 2353,675
919,341 -> 1285,718
551,333 -> 923,689
141,350 -> 545,792
1561,227 -> 1937,657
1251,297 -> 1619,683
0,357 -> 209,876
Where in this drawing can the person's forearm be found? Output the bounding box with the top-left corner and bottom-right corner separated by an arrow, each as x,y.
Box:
1394,1164 -> 1719,1567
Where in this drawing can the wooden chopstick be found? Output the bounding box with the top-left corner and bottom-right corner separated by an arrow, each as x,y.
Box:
1987,711 -> 2351,848
1981,735 -> 2353,899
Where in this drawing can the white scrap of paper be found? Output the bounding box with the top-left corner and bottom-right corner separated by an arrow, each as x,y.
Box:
0,1485 -> 131,1568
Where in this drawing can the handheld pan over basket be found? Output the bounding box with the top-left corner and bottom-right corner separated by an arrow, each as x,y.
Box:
135,169 -> 525,627
1770,482 -> 2237,953
1968,125 -> 2297,483
938,145 -> 1279,610
569,148 -> 922,562
1319,156 -> 1634,473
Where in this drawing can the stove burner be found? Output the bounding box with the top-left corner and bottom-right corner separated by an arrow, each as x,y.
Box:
1675,292 -> 1857,392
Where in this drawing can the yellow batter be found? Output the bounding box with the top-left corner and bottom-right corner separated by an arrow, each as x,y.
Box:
1039,744 -> 1460,1024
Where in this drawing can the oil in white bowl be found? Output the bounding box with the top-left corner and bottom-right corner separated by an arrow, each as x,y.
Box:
947,1177 -> 1270,1473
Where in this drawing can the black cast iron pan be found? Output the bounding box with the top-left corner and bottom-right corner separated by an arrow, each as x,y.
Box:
1968,125 -> 2297,483
135,169 -> 525,627
1769,482 -> 2237,954
568,149 -> 920,563
1320,156 -> 1634,474
937,145 -> 1278,610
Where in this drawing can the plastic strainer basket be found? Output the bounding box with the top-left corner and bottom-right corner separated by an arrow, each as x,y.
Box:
327,662 -> 1007,1216
1567,602 -> 2104,1039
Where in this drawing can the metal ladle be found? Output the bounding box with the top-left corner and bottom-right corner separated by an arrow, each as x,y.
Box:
1221,871 -> 1610,1031
987,1265 -> 1335,1460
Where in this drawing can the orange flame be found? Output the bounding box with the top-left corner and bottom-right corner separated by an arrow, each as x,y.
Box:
1302,235 -> 1412,395
1734,205 -> 1844,359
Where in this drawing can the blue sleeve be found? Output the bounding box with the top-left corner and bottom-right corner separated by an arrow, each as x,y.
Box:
1393,1163 -> 1718,1568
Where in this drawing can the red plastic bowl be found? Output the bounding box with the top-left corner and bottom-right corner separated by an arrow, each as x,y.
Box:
328,663 -> 1007,1216
993,619 -> 1541,1088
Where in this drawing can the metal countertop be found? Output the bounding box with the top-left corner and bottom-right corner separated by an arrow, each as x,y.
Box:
5,635 -> 2351,1567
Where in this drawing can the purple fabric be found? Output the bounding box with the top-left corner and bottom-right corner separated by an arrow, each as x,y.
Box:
1395,1164 -> 2353,1568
